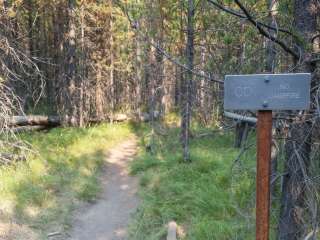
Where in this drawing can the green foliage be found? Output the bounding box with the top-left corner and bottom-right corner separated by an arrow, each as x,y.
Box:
129,124 -> 258,239
223,34 -> 234,45
0,123 -> 133,239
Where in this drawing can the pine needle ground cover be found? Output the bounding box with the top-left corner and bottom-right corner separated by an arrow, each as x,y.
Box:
129,123 -> 259,240
0,124 -> 133,239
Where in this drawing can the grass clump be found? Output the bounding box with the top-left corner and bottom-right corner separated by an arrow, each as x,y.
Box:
0,123 -> 133,239
129,123 -> 257,240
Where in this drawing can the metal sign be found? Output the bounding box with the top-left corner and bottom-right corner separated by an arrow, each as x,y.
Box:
224,73 -> 311,110
223,73 -> 311,240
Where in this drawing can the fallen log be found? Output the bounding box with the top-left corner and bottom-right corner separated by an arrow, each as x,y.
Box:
224,111 -> 257,124
88,114 -> 128,124
11,125 -> 47,133
110,113 -> 128,122
0,153 -> 26,165
138,111 -> 160,122
8,111 -> 160,130
94,112 -> 160,123
10,115 -> 60,127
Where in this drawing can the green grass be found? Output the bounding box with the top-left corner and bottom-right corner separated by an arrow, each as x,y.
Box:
2,120 -> 307,239
0,123 -> 133,239
129,123 -> 258,239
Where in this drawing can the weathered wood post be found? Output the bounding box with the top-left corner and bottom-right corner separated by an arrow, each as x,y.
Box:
224,73 -> 310,240
256,110 -> 272,240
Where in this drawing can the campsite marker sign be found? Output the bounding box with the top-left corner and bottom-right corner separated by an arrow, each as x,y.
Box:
224,73 -> 311,240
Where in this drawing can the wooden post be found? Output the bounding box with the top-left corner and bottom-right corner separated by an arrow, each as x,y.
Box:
256,110 -> 272,240
224,73 -> 310,240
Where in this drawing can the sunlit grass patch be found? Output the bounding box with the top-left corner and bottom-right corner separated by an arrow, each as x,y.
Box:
0,123 -> 133,239
129,124 -> 257,239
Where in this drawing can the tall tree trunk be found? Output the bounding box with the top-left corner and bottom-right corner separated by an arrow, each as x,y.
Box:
65,0 -> 78,126
143,42 -> 151,107
24,0 -> 34,112
278,1 -> 317,239
53,2 -> 64,115
265,0 -> 276,74
175,0 -> 184,108
155,1 -> 165,116
95,65 -> 104,120
109,0 -> 115,113
135,28 -> 142,114
198,20 -> 209,124
266,0 -> 278,199
27,0 -> 33,57
233,21 -> 250,148
78,3 -> 85,127
181,0 -> 194,162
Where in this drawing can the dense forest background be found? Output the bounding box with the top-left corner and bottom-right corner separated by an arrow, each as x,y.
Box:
1,0 -> 320,239
2,0 -> 297,124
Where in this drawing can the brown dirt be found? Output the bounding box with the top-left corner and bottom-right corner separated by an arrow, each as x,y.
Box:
67,139 -> 139,240
0,222 -> 38,240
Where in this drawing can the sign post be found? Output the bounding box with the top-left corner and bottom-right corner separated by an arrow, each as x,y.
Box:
256,110 -> 272,240
224,73 -> 311,240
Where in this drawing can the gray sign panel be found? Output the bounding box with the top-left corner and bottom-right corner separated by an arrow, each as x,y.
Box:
224,73 -> 311,110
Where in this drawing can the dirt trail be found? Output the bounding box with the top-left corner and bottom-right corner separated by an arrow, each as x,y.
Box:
68,139 -> 139,240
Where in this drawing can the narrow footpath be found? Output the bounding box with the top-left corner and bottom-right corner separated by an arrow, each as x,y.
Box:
68,139 -> 139,240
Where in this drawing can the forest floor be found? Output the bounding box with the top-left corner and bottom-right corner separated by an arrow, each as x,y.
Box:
128,121 -> 260,239
1,119 -> 318,239
68,139 -> 139,240
0,119 -> 271,239
0,124 -> 134,240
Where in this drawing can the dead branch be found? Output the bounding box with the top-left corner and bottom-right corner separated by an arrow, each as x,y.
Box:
224,111 -> 257,124
9,115 -> 60,127
0,153 -> 26,165
233,0 -> 299,60
11,125 -> 47,133
207,0 -> 294,36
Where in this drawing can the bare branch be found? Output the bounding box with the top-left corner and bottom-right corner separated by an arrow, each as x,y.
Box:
224,111 -> 257,124
115,0 -> 224,84
233,0 -> 300,60
207,0 -> 294,36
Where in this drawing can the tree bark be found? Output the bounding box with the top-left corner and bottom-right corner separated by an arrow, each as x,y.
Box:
59,0 -> 79,126
266,0 -> 278,199
109,0 -> 115,112
174,0 -> 184,108
135,25 -> 142,114
278,1 -> 318,239
68,0 -> 78,126
181,0 -> 195,162
9,115 -> 60,127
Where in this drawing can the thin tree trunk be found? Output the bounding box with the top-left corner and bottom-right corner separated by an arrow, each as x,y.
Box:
135,28 -> 142,114
109,0 -> 115,113
79,3 -> 85,127
175,1 -> 184,108
265,0 -> 278,199
181,0 -> 194,162
95,65 -> 104,120
67,0 -> 78,126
